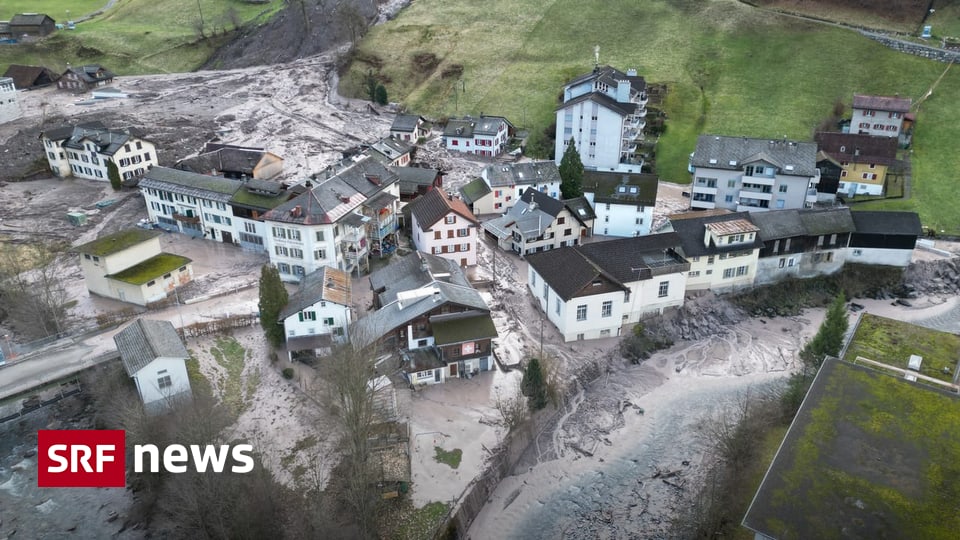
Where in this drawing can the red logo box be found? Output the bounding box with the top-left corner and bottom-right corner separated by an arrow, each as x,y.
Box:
37,430 -> 126,488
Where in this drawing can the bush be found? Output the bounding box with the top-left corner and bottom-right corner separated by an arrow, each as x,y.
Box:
620,324 -> 673,364
282,368 -> 294,380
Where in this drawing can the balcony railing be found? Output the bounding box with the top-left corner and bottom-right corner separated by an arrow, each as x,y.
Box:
172,212 -> 200,224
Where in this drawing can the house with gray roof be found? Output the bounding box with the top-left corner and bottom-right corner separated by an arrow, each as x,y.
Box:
114,319 -> 191,411
280,266 -> 352,362
140,167 -> 243,242
526,233 -> 688,341
175,143 -> 284,180
664,210 -> 763,292
9,14 -> 56,37
689,135 -> 821,212
262,154 -> 401,280
583,170 -> 659,237
353,251 -> 496,385
443,115 -> 514,157
40,122 -> 158,181
458,178 -> 492,215
391,166 -> 443,202
483,187 -> 595,256
363,137 -> 414,167
555,65 -> 647,173
2,64 -> 59,89
848,210 -> 920,267
57,64 -> 114,92
476,161 -> 562,215
814,131 -> 899,197
751,207 -> 855,284
390,114 -> 429,142
408,188 -> 480,266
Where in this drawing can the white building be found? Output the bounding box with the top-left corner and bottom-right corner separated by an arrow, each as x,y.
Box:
583,170 -> 658,237
750,208 -> 855,285
526,234 -> 689,341
114,319 -> 191,412
280,266 -> 353,362
262,154 -> 401,281
850,94 -> 911,139
483,188 -> 595,256
140,167 -> 243,242
665,211 -> 761,293
689,135 -> 821,212
848,211 -> 921,267
408,188 -> 480,267
555,65 -> 647,173
0,77 -> 21,124
40,122 -> 158,181
472,161 -> 562,215
442,115 -> 513,157
390,114 -> 429,142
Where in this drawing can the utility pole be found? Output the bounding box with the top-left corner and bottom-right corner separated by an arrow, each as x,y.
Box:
539,315 -> 544,360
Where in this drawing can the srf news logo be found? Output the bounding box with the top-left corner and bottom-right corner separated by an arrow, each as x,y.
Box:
38,430 -> 254,488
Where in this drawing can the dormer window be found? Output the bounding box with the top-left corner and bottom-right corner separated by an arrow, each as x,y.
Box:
728,234 -> 745,244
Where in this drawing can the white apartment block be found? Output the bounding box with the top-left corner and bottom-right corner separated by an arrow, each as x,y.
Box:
583,170 -> 658,237
41,122 -> 157,181
140,167 -> 242,243
0,77 -> 21,124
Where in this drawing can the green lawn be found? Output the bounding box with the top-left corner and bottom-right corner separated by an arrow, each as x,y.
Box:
844,313 -> 960,384
3,1 -> 104,21
348,0 -> 960,233
0,0 -> 281,74
926,1 -> 960,39
433,446 -> 462,469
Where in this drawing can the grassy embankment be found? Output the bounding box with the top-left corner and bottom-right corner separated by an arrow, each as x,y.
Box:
347,0 -> 960,233
0,0 -> 282,75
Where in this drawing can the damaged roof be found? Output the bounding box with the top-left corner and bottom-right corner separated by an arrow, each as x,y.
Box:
279,266 -> 352,320
114,319 -> 189,376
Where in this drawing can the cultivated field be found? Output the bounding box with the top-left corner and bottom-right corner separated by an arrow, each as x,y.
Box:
0,0 -> 282,74
347,0 -> 960,233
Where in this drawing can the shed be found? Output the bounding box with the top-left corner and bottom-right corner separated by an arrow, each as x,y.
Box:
67,212 -> 87,226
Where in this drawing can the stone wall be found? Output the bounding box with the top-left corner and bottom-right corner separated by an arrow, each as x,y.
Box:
861,32 -> 960,63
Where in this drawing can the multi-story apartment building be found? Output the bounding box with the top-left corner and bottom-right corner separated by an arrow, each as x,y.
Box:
483,188 -> 595,256
470,161 -> 562,215
583,170 -> 658,237
0,77 -> 21,124
442,115 -> 514,157
689,135 -> 820,212
850,94 -> 911,139
41,122 -> 158,181
408,188 -> 480,267
814,132 -> 898,197
140,167 -> 243,242
262,155 -> 401,281
554,65 -> 647,173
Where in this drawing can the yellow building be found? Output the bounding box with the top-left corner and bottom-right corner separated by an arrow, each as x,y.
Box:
666,210 -> 761,293
815,132 -> 898,197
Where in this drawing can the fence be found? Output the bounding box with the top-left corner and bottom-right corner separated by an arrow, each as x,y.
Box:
180,313 -> 259,338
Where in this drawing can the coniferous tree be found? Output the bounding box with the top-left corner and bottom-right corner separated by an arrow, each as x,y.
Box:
258,264 -> 289,348
375,84 -> 388,105
107,159 -> 122,191
521,358 -> 549,411
559,137 -> 584,198
800,292 -> 849,369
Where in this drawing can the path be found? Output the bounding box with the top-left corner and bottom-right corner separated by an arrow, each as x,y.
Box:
74,0 -> 121,24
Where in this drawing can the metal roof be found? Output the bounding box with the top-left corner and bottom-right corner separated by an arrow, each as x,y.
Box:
113,319 -> 188,377
691,135 -> 818,177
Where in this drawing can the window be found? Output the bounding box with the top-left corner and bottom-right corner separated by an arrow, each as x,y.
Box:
147,280 -> 156,287
461,243 -> 470,252
315,231 -> 325,242
658,281 -> 669,297
788,258 -> 796,267
736,265 -> 748,276
829,233 -> 837,245
707,256 -> 715,264
275,246 -> 289,257
778,185 -> 788,193
689,270 -> 700,277
278,263 -> 291,274
706,269 -> 713,275
557,217 -> 565,225
434,231 -> 441,240
157,375 -> 172,389
457,228 -> 469,237
841,170 -> 848,178
728,234 -> 745,244
853,249 -> 863,256
298,311 -> 317,322
244,222 -> 257,233
576,305 -> 587,321
577,334 -> 585,341
445,215 -> 456,224
723,268 -> 735,279
555,298 -> 561,315
776,199 -> 785,209
727,179 -> 736,188
314,249 -> 326,260
447,230 -> 454,239
531,271 -> 536,286
601,301 -> 612,318
323,317 -> 334,326
725,195 -> 734,203
543,282 -> 549,300
779,258 -> 786,268
293,265 -> 305,276
290,248 -> 304,259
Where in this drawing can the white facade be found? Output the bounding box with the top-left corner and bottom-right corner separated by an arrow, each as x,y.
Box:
42,133 -> 157,181
444,117 -> 511,156
851,108 -> 904,138
264,223 -> 338,281
754,248 -> 847,285
133,357 -> 191,408
79,236 -> 163,297
506,210 -> 586,255
847,246 -> 912,267
141,184 -> 235,241
837,179 -> 883,197
283,300 -> 352,343
589,196 -> 653,237
478,174 -> 561,215
683,250 -> 759,292
690,166 -> 818,212
412,212 -> 479,267
0,77 -> 21,124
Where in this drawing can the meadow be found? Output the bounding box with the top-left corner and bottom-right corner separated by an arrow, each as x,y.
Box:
346,0 -> 960,233
0,0 -> 281,74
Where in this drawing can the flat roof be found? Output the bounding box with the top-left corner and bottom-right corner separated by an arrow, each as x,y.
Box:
74,228 -> 161,257
107,254 -> 192,285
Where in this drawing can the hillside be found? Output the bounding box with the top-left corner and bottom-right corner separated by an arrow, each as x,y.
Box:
344,0 -> 960,234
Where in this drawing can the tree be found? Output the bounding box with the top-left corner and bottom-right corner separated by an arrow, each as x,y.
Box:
799,292 -> 848,369
0,241 -> 70,339
364,70 -> 378,102
520,358 -> 549,411
558,138 -> 584,198
258,264 -> 288,347
107,159 -> 121,191
374,84 -> 388,106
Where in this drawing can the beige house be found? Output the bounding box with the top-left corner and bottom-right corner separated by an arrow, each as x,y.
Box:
483,188 -> 595,256
75,229 -> 193,306
665,210 -> 761,292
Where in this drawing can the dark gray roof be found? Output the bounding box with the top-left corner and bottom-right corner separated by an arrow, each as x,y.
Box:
64,65 -> 114,85
558,90 -> 637,117
114,319 -> 188,376
564,197 -> 596,223
62,126 -> 138,156
176,147 -> 271,176
565,66 -> 646,95
444,115 -> 512,138
481,161 -> 560,188
692,135 -> 818,177
390,166 -> 441,195
41,121 -> 105,142
408,188 -> 477,231
459,178 -> 491,204
2,64 -> 59,89
141,167 -> 242,203
750,208 -> 855,241
391,114 -> 426,133
583,171 -> 658,206
369,251 -> 472,306
366,137 -> 412,164
669,211 -> 764,257
443,119 -> 474,138
364,191 -> 399,211
263,155 -> 399,225
279,266 -> 351,321
483,188 -> 566,239
850,211 -> 922,236
525,233 -> 687,301
10,14 -> 54,26
814,132 -> 898,166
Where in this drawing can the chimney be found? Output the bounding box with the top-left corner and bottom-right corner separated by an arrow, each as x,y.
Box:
854,147 -> 860,157
290,205 -> 302,218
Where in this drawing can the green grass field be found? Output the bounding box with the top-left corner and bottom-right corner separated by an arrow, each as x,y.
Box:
3,1 -> 104,21
347,0 -> 960,233
0,0 -> 281,74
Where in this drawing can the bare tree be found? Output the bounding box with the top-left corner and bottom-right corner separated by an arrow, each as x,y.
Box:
494,384 -> 528,431
0,241 -> 71,339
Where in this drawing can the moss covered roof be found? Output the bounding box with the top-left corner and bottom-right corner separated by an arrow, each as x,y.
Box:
75,228 -> 161,257
107,254 -> 192,285
844,313 -> 960,384
743,358 -> 960,539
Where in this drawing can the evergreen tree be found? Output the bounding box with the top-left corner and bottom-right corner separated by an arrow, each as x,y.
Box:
800,292 -> 849,369
364,70 -> 378,102
558,138 -> 584,199
258,264 -> 289,348
520,358 -> 548,411
374,84 -> 388,106
107,159 -> 122,191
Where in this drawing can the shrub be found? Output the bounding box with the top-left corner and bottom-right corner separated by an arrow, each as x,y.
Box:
282,368 -> 294,380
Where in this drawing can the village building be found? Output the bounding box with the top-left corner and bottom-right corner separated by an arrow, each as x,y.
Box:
458,178 -> 493,216
750,207 -> 855,285
2,64 -> 59,89
850,93 -> 911,139
40,121 -> 157,181
847,211 -> 921,267
483,188 -> 595,256
57,64 -> 115,92
526,234 -> 689,341
175,143 -> 284,180
280,267 -> 352,362
392,166 -> 443,202
470,161 -> 562,215
666,210 -> 762,292
114,319 -> 192,411
582,170 -> 658,237
362,137 -> 414,167
390,114 -> 429,142
353,252 -> 497,385
408,188 -> 480,267
9,14 -> 56,38
0,77 -> 21,124
140,167 -> 243,242
554,64 -> 647,173
442,115 -> 514,157
74,229 -> 193,306
688,135 -> 821,212
228,179 -> 300,252
814,132 -> 899,197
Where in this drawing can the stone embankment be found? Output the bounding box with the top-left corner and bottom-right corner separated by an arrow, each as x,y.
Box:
860,32 -> 960,63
